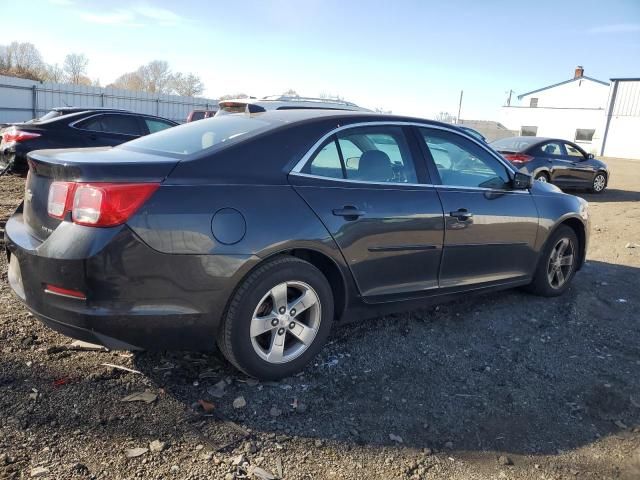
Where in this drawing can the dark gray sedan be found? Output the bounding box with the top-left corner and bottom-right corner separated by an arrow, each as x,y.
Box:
491,136 -> 609,193
6,111 -> 590,379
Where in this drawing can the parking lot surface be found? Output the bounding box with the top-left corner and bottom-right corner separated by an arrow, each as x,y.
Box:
1,158 -> 639,479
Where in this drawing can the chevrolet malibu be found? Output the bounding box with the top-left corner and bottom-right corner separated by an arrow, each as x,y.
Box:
5,110 -> 589,379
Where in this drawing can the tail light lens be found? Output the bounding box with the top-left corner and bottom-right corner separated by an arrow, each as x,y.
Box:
47,182 -> 159,226
503,153 -> 534,164
47,182 -> 75,219
2,127 -> 41,144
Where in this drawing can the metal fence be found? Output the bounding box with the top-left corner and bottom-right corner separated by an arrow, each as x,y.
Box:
0,74 -> 218,124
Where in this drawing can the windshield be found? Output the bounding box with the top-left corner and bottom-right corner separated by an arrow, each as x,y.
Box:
119,114 -> 274,156
490,137 -> 538,152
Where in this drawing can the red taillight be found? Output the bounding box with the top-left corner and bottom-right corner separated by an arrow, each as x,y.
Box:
2,127 -> 41,144
44,284 -> 86,300
47,182 -> 159,226
503,153 -> 534,164
47,181 -> 76,219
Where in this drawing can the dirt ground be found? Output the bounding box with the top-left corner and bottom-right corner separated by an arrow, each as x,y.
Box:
0,159 -> 639,480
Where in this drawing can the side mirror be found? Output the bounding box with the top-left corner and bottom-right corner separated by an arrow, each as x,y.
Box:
587,153 -> 594,159
512,171 -> 532,190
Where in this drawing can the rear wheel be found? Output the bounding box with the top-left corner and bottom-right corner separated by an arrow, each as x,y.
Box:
591,172 -> 607,193
526,225 -> 578,297
535,172 -> 550,183
217,256 -> 334,379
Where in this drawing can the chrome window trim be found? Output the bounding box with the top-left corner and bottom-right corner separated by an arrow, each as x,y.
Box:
69,112 -> 144,137
289,171 -> 529,194
290,120 -> 523,190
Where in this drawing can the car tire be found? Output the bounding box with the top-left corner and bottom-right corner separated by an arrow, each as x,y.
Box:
590,172 -> 607,193
525,225 -> 579,297
217,256 -> 334,380
535,172 -> 550,183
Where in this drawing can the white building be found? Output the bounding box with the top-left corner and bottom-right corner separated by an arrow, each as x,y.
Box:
499,67 -> 610,154
600,78 -> 640,159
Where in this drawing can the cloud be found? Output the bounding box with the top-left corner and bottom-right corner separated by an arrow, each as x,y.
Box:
588,23 -> 640,34
77,3 -> 183,28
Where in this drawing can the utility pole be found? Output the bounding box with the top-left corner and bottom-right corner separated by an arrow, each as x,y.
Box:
456,90 -> 463,124
506,89 -> 514,106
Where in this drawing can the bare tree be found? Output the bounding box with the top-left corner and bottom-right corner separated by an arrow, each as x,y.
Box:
171,72 -> 204,97
109,71 -> 145,91
435,112 -> 456,123
282,89 -> 299,97
0,42 -> 45,80
218,93 -> 249,100
319,92 -> 344,101
42,63 -> 65,83
138,60 -> 172,94
63,53 -> 89,84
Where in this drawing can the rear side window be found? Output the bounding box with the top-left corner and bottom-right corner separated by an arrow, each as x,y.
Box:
120,115 -> 273,156
145,118 -> 174,134
100,115 -> 143,136
76,114 -> 142,136
538,142 -> 564,156
304,126 -> 418,184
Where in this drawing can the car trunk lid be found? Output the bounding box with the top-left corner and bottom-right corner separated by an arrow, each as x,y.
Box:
24,147 -> 179,241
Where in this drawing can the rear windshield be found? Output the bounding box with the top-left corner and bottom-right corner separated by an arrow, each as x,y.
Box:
118,114 -> 274,156
490,137 -> 538,152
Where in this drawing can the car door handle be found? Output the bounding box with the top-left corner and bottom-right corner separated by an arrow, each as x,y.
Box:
449,209 -> 473,221
332,206 -> 365,220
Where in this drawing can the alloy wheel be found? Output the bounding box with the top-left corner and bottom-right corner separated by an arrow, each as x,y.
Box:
536,174 -> 548,183
546,238 -> 575,289
250,281 -> 321,364
593,174 -> 606,192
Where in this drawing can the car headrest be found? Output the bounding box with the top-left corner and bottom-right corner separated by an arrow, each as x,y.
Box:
357,150 -> 392,181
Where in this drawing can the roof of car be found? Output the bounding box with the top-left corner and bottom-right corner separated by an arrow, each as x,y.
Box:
52,107 -> 132,113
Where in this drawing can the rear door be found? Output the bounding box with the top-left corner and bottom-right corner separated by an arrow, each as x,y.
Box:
289,124 -> 445,301
535,141 -> 573,184
74,114 -> 144,146
417,127 -> 539,288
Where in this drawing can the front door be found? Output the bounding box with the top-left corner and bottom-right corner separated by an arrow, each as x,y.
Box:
562,142 -> 595,185
289,124 -> 444,301
416,127 -> 539,288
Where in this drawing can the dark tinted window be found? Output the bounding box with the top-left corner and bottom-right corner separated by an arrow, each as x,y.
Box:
77,114 -> 143,136
420,128 -> 511,189
100,115 -> 143,136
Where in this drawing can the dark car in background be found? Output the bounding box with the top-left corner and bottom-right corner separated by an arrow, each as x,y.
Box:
0,107 -> 178,173
5,110 -> 590,379
186,109 -> 218,122
491,136 -> 609,193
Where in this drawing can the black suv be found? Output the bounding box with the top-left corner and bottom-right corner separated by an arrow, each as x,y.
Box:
0,108 -> 178,173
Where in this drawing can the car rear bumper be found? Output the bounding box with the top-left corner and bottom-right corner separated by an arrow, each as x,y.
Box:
5,209 -> 258,350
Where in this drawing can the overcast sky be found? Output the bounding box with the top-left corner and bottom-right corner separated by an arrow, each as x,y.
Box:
3,0 -> 640,119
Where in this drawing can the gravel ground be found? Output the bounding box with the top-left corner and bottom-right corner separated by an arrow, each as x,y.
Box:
0,159 -> 639,480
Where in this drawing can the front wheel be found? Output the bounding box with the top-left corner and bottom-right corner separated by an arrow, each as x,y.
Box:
590,172 -> 607,193
217,256 -> 334,380
535,172 -> 550,183
526,225 -> 579,297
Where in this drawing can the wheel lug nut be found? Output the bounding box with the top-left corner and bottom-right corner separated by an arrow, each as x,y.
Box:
271,318 -> 279,327
277,328 -> 285,335
290,309 -> 296,316
279,307 -> 286,314
289,322 -> 296,329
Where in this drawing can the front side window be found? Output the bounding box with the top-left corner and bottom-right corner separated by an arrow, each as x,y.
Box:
419,128 -> 511,190
303,126 -> 418,184
565,143 -> 585,158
